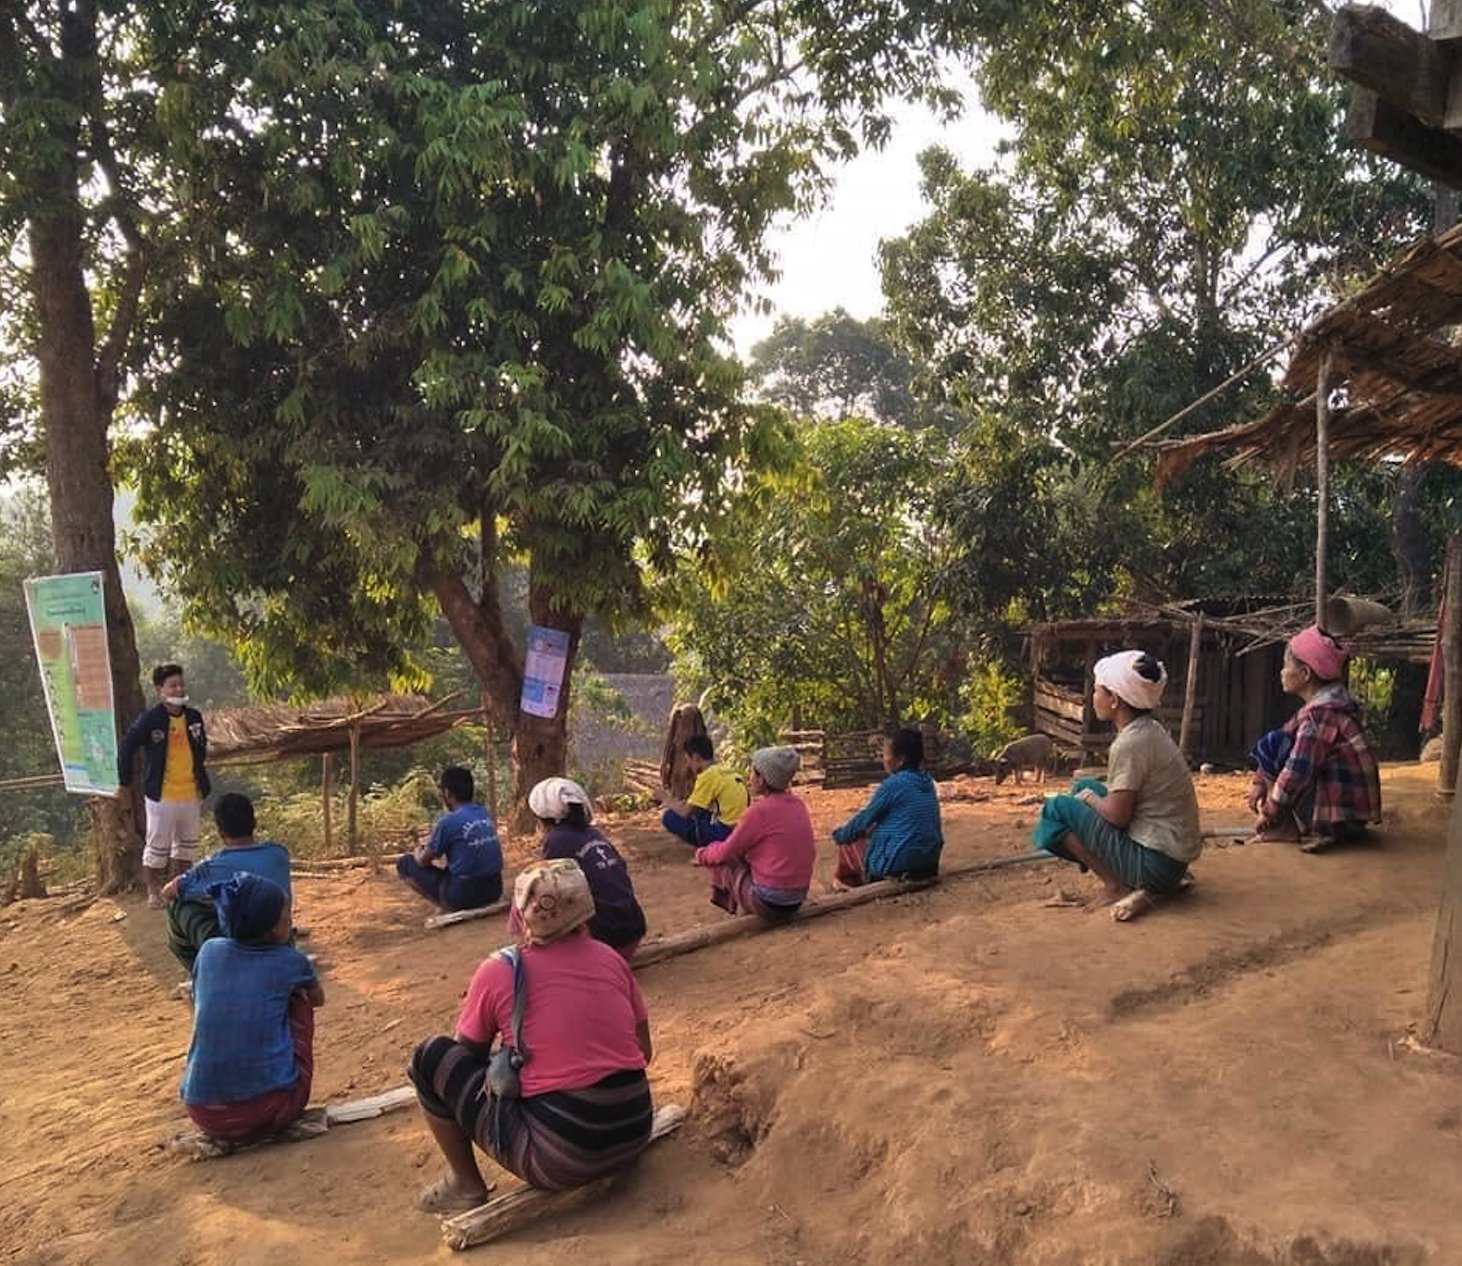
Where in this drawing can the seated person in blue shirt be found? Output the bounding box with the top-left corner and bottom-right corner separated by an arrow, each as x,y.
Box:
396,765 -> 504,912
161,792 -> 293,971
831,728 -> 944,887
181,873 -> 325,1144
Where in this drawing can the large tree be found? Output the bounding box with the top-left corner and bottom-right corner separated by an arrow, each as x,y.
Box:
879,0 -> 1431,625
0,4 -> 211,888
125,0 -> 966,823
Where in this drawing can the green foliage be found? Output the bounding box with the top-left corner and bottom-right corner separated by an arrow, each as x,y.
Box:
659,416 -> 964,746
1348,657 -> 1395,741
120,0 -> 966,715
264,766 -> 441,860
958,657 -> 1025,759
748,309 -> 954,431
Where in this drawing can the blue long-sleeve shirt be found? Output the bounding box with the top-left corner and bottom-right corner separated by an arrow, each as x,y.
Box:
831,767 -> 943,880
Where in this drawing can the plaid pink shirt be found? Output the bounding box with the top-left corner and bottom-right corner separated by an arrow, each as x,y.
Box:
1269,689 -> 1382,831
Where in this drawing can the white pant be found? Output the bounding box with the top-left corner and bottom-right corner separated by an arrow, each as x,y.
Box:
143,798 -> 201,869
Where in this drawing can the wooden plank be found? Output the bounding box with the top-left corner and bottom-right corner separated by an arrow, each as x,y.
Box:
440,1104 -> 687,1250
1345,88 -> 1462,189
1328,4 -> 1450,127
1441,535 -> 1462,796
629,854 -> 1055,969
163,1085 -> 419,1159
425,899 -> 511,931
1179,614 -> 1204,760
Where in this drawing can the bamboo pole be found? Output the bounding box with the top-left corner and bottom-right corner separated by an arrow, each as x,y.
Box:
1178,613 -> 1204,761
321,753 -> 335,854
439,1105 -> 686,1251
1440,535 -> 1462,797
347,722 -> 361,856
1315,350 -> 1334,627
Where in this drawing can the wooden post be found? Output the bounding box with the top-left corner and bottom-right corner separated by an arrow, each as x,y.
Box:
1440,536 -> 1462,797
1178,614 -> 1204,761
321,753 -> 335,855
1426,796 -> 1462,1052
482,692 -> 500,822
1080,639 -> 1098,759
1315,351 -> 1334,627
347,722 -> 361,854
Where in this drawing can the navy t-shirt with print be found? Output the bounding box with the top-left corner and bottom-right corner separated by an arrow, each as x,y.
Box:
542,824 -> 647,948
426,804 -> 503,879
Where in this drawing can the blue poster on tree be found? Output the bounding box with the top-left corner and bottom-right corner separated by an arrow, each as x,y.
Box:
520,626 -> 570,719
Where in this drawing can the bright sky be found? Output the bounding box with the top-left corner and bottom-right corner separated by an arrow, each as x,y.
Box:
728,77 -> 1000,356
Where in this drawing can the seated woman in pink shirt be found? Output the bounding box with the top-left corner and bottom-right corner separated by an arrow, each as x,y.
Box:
407,859 -> 654,1210
692,746 -> 816,923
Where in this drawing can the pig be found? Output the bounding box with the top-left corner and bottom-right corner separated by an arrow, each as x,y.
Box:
992,733 -> 1055,786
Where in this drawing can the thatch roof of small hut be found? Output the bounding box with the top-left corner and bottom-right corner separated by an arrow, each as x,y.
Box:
1154,222 -> 1462,486
207,693 -> 479,766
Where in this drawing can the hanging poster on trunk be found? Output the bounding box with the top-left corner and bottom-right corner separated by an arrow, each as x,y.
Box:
520,625 -> 570,720
23,571 -> 120,796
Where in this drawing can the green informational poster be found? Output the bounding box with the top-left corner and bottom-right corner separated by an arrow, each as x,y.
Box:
23,571 -> 120,796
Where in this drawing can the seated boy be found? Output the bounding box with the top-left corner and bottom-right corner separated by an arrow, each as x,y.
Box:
396,765 -> 504,911
181,874 -> 324,1144
162,792 -> 292,971
659,735 -> 749,847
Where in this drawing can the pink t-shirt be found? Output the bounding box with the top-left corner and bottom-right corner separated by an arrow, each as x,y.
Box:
456,933 -> 648,1096
696,791 -> 816,891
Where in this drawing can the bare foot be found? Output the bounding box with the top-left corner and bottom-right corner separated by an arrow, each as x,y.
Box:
1084,883 -> 1132,913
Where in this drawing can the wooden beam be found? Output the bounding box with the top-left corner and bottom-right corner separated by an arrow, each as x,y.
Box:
629,854 -> 1055,969
1316,351 -> 1334,628
439,1105 -> 686,1251
1329,4 -> 1450,127
1346,88 -> 1462,189
1440,535 -> 1462,797
1178,614 -> 1204,761
424,898 -> 511,931
321,752 -> 335,854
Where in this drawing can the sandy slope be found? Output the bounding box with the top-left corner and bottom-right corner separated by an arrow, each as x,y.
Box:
1,768 -> 1457,1265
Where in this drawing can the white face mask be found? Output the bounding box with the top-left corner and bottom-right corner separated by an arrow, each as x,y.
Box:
163,695 -> 189,710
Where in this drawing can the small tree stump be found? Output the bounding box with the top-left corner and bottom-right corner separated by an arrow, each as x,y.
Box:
660,704 -> 708,799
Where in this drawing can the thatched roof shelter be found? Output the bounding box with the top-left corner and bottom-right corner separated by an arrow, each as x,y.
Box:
1154,221 -> 1462,487
207,693 -> 480,766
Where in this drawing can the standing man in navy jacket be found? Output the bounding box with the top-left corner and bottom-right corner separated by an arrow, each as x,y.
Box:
118,663 -> 210,908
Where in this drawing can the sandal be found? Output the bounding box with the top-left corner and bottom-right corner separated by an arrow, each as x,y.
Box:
414,1176 -> 491,1214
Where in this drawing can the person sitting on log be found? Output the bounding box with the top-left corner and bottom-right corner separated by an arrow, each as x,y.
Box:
1246,624 -> 1381,853
161,792 -> 293,971
1031,651 -> 1201,915
180,874 -> 324,1144
408,859 -> 654,1209
396,765 -> 504,912
515,777 -> 647,958
830,727 -> 944,888
690,745 -> 815,922
657,734 -> 749,847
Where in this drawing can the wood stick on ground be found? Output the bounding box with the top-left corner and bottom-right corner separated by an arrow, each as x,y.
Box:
628,853 -> 1053,969
439,1104 -> 687,1251
425,898 -> 511,931
163,1085 -> 419,1159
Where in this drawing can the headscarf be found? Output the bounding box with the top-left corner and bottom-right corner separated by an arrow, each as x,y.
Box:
527,776 -> 593,824
209,873 -> 287,944
513,858 -> 595,945
1289,624 -> 1348,682
1093,650 -> 1167,712
750,745 -> 801,791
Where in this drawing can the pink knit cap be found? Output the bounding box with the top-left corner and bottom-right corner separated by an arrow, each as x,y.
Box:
1289,624 -> 1347,682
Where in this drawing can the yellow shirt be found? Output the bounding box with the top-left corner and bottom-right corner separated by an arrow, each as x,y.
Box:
160,713 -> 197,802
687,764 -> 749,824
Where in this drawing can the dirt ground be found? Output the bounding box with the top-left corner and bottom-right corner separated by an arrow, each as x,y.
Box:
2,766 -> 1460,1266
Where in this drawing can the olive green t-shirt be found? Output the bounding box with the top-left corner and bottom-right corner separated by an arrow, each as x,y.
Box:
1105,717 -> 1202,863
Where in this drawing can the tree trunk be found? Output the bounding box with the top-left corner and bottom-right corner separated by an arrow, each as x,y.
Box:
1392,461 -> 1434,618
1425,795 -> 1462,1052
28,109 -> 146,894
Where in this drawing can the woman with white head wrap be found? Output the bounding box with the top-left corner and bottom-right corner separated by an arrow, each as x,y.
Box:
691,746 -> 817,922
515,777 -> 647,956
1031,650 -> 1202,920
